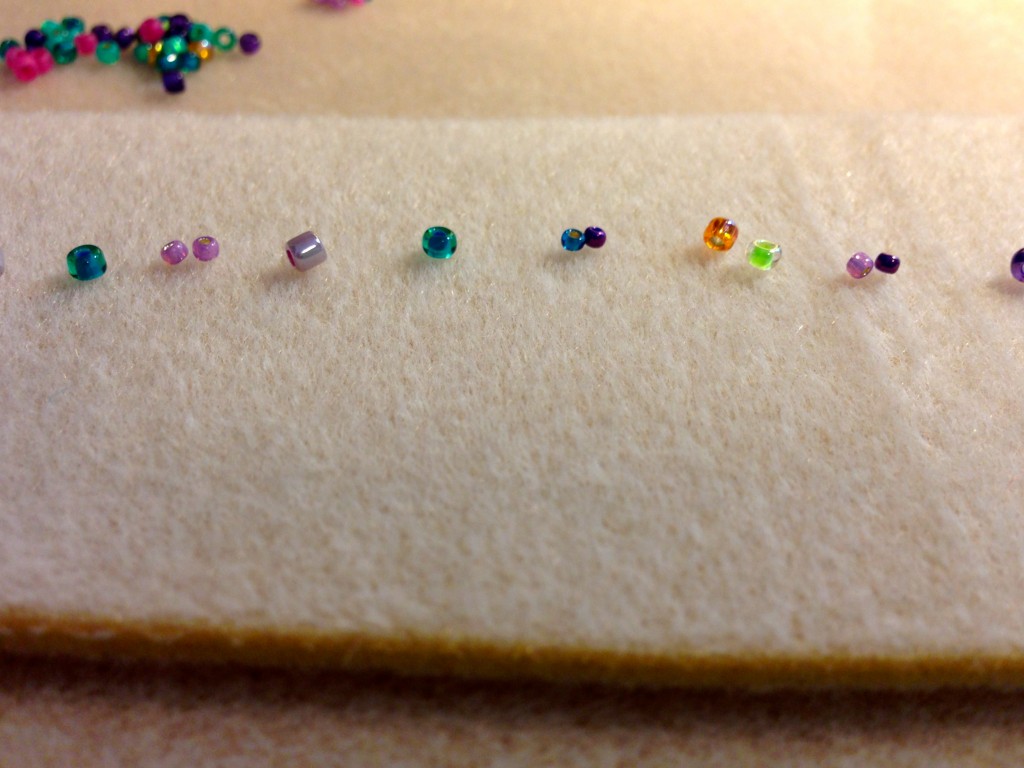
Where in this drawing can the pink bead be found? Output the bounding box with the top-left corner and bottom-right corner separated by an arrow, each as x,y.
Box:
30,48 -> 54,75
161,240 -> 189,265
74,33 -> 98,56
5,47 -> 26,69
138,18 -> 165,45
7,50 -> 38,82
192,236 -> 220,262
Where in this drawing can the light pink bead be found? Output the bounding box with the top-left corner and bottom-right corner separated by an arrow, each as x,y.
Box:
74,33 -> 98,55
138,18 -> 165,44
161,240 -> 189,265
30,47 -> 54,75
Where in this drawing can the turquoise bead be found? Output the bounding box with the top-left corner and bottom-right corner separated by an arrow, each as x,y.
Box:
422,227 -> 457,259
62,17 -> 85,35
95,41 -> 121,65
67,245 -> 107,281
164,35 -> 188,55
157,52 -> 183,71
40,20 -> 62,37
561,228 -> 585,252
214,27 -> 237,51
50,36 -> 77,65
188,23 -> 213,43
181,52 -> 200,72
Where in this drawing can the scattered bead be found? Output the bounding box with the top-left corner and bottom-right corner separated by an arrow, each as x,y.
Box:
703,217 -> 739,251
95,40 -> 120,65
192,235 -> 219,261
584,226 -> 607,248
239,32 -> 261,55
114,27 -> 136,49
286,231 -> 328,271
160,240 -> 189,265
67,244 -> 107,281
875,253 -> 900,274
138,18 -> 165,45
423,226 -> 457,259
747,239 -> 781,270
1011,249 -> 1024,282
846,252 -> 873,279
213,27 -> 237,51
561,228 -> 586,252
162,69 -> 185,93
74,33 -> 98,56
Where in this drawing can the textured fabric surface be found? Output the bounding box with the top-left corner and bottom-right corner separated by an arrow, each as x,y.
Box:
2,111 -> 1024,682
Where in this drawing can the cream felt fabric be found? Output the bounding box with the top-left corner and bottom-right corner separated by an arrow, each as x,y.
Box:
2,111 -> 1024,683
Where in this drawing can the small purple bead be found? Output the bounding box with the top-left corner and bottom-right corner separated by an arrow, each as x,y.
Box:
239,33 -> 261,55
166,15 -> 191,38
192,235 -> 219,261
91,24 -> 114,43
583,226 -> 606,248
25,29 -> 46,49
875,252 -> 900,274
114,27 -> 136,49
846,251 -> 873,279
1011,249 -> 1024,283
162,70 -> 186,94
160,240 -> 189,265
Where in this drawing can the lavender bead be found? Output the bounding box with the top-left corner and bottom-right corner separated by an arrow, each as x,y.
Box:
1012,249 -> 1024,283
192,235 -> 220,261
286,231 -> 328,271
160,239 -> 189,265
846,252 -> 873,279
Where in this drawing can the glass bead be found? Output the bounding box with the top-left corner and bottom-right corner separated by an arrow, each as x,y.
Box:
188,23 -> 213,43
846,252 -> 873,279
167,15 -> 191,38
214,27 -> 237,51
422,226 -> 457,259
192,236 -> 219,261
95,41 -> 120,64
239,33 -> 261,55
164,35 -> 188,55
561,228 -> 586,252
24,30 -> 46,50
180,52 -> 200,72
8,50 -> 38,82
0,245 -> 5,277
157,52 -> 182,72
67,245 -> 107,281
584,226 -> 606,248
1012,249 -> 1024,282
162,70 -> 186,93
114,27 -> 136,49
40,20 -> 62,38
133,43 -> 152,63
62,17 -> 86,35
91,25 -> 114,43
148,41 -> 164,65
31,47 -> 54,75
161,240 -> 189,265
0,39 -> 19,58
189,39 -> 214,61
50,38 -> 77,65
286,231 -> 328,271
875,253 -> 900,274
747,239 -> 781,270
703,217 -> 739,251
138,18 -> 165,45
74,33 -> 98,56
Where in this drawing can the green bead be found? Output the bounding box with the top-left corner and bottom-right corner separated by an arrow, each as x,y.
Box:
62,16 -> 85,34
157,52 -> 183,72
181,52 -> 201,72
67,245 -> 107,282
40,20 -> 62,37
0,39 -> 19,58
747,239 -> 782,270
422,227 -> 458,260
213,27 -> 237,51
50,38 -> 77,65
96,41 -> 121,65
133,43 -> 153,63
188,23 -> 213,43
164,35 -> 187,55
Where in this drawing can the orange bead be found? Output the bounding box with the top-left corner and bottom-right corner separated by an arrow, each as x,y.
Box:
703,217 -> 739,251
189,39 -> 214,61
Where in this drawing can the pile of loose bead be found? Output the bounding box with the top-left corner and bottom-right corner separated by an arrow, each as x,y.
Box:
2,13 -> 260,94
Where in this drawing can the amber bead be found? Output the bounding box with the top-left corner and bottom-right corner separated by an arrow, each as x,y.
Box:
703,217 -> 739,251
189,39 -> 214,61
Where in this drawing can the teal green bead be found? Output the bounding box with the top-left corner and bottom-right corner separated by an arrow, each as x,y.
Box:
164,35 -> 188,55
133,43 -> 152,63
50,37 -> 77,65
95,41 -> 121,64
67,245 -> 107,282
0,39 -> 19,57
188,23 -> 213,43
157,52 -> 183,72
41,20 -> 62,37
62,16 -> 85,34
213,27 -> 237,51
422,227 -> 458,260
181,51 -> 201,72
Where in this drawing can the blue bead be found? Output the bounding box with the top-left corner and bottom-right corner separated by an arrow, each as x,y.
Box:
422,226 -> 457,259
67,245 -> 107,281
561,228 -> 586,252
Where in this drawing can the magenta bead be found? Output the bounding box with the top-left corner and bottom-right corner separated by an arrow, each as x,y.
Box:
30,47 -> 54,74
138,18 -> 165,45
161,240 -> 189,265
846,252 -> 873,279
7,50 -> 38,82
192,236 -> 220,262
74,33 -> 98,56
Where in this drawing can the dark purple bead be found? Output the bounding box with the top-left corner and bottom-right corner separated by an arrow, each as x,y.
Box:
239,32 -> 261,55
583,226 -> 607,249
114,27 -> 136,49
166,15 -> 191,38
875,252 -> 900,274
91,24 -> 114,42
25,29 -> 46,49
1011,249 -> 1024,283
162,70 -> 186,94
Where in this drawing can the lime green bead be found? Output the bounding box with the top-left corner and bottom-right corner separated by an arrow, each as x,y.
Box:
96,41 -> 121,64
213,27 -> 237,51
62,16 -> 85,34
133,43 -> 153,63
747,240 -> 782,270
164,35 -> 187,55
188,23 -> 213,43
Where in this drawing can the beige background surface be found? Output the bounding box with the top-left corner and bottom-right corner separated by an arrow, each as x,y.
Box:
4,0 -> 1024,765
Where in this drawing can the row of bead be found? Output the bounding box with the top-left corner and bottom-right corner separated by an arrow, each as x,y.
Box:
2,14 -> 260,93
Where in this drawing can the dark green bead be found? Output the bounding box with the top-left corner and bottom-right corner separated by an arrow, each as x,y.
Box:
133,43 -> 153,63
50,38 -> 77,65
163,35 -> 187,55
180,52 -> 200,72
0,39 -> 19,57
213,27 -> 236,51
188,23 -> 212,43
96,41 -> 121,64
61,16 -> 85,34
67,245 -> 107,282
